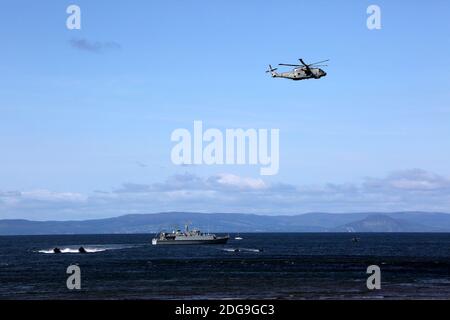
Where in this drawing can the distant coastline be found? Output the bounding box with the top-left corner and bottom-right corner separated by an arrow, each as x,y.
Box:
1,211 -> 450,235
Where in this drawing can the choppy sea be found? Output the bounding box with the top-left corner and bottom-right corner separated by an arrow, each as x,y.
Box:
0,233 -> 449,299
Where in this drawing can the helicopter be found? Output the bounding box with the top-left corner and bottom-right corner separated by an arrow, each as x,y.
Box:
266,58 -> 329,81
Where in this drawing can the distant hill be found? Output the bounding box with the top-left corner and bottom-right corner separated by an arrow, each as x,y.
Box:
332,214 -> 442,232
0,212 -> 450,235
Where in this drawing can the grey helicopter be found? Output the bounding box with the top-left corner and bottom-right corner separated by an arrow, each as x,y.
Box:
266,58 -> 329,81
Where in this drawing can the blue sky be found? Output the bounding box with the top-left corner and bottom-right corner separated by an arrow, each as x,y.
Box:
1,1 -> 450,220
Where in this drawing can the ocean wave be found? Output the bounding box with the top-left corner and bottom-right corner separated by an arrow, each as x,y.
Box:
38,248 -> 105,254
222,247 -> 263,253
37,244 -> 137,254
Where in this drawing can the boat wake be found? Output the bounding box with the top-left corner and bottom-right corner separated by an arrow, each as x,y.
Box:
222,247 -> 263,253
37,244 -> 137,254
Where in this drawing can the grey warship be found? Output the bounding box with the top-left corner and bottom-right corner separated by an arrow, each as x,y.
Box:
152,225 -> 229,245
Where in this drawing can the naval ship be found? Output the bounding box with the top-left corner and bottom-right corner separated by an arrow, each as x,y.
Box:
152,225 -> 229,245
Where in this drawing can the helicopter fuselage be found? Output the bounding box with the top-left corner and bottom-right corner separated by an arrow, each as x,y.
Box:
271,67 -> 327,81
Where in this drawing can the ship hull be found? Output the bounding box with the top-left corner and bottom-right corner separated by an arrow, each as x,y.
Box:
152,237 -> 229,245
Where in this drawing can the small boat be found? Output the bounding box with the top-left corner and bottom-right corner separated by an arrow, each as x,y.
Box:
234,234 -> 243,240
78,246 -> 87,253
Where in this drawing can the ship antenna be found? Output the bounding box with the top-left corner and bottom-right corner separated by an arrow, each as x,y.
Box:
185,221 -> 192,233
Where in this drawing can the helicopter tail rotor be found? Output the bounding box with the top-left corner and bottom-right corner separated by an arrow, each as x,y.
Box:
265,65 -> 278,77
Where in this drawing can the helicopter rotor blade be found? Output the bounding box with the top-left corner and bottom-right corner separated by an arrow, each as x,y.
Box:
307,59 -> 330,66
299,59 -> 313,74
299,59 -> 309,68
278,63 -> 301,67
278,59 -> 330,67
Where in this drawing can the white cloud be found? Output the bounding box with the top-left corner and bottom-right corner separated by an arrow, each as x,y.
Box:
364,169 -> 450,191
20,190 -> 88,203
212,173 -> 267,190
1,169 -> 450,220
